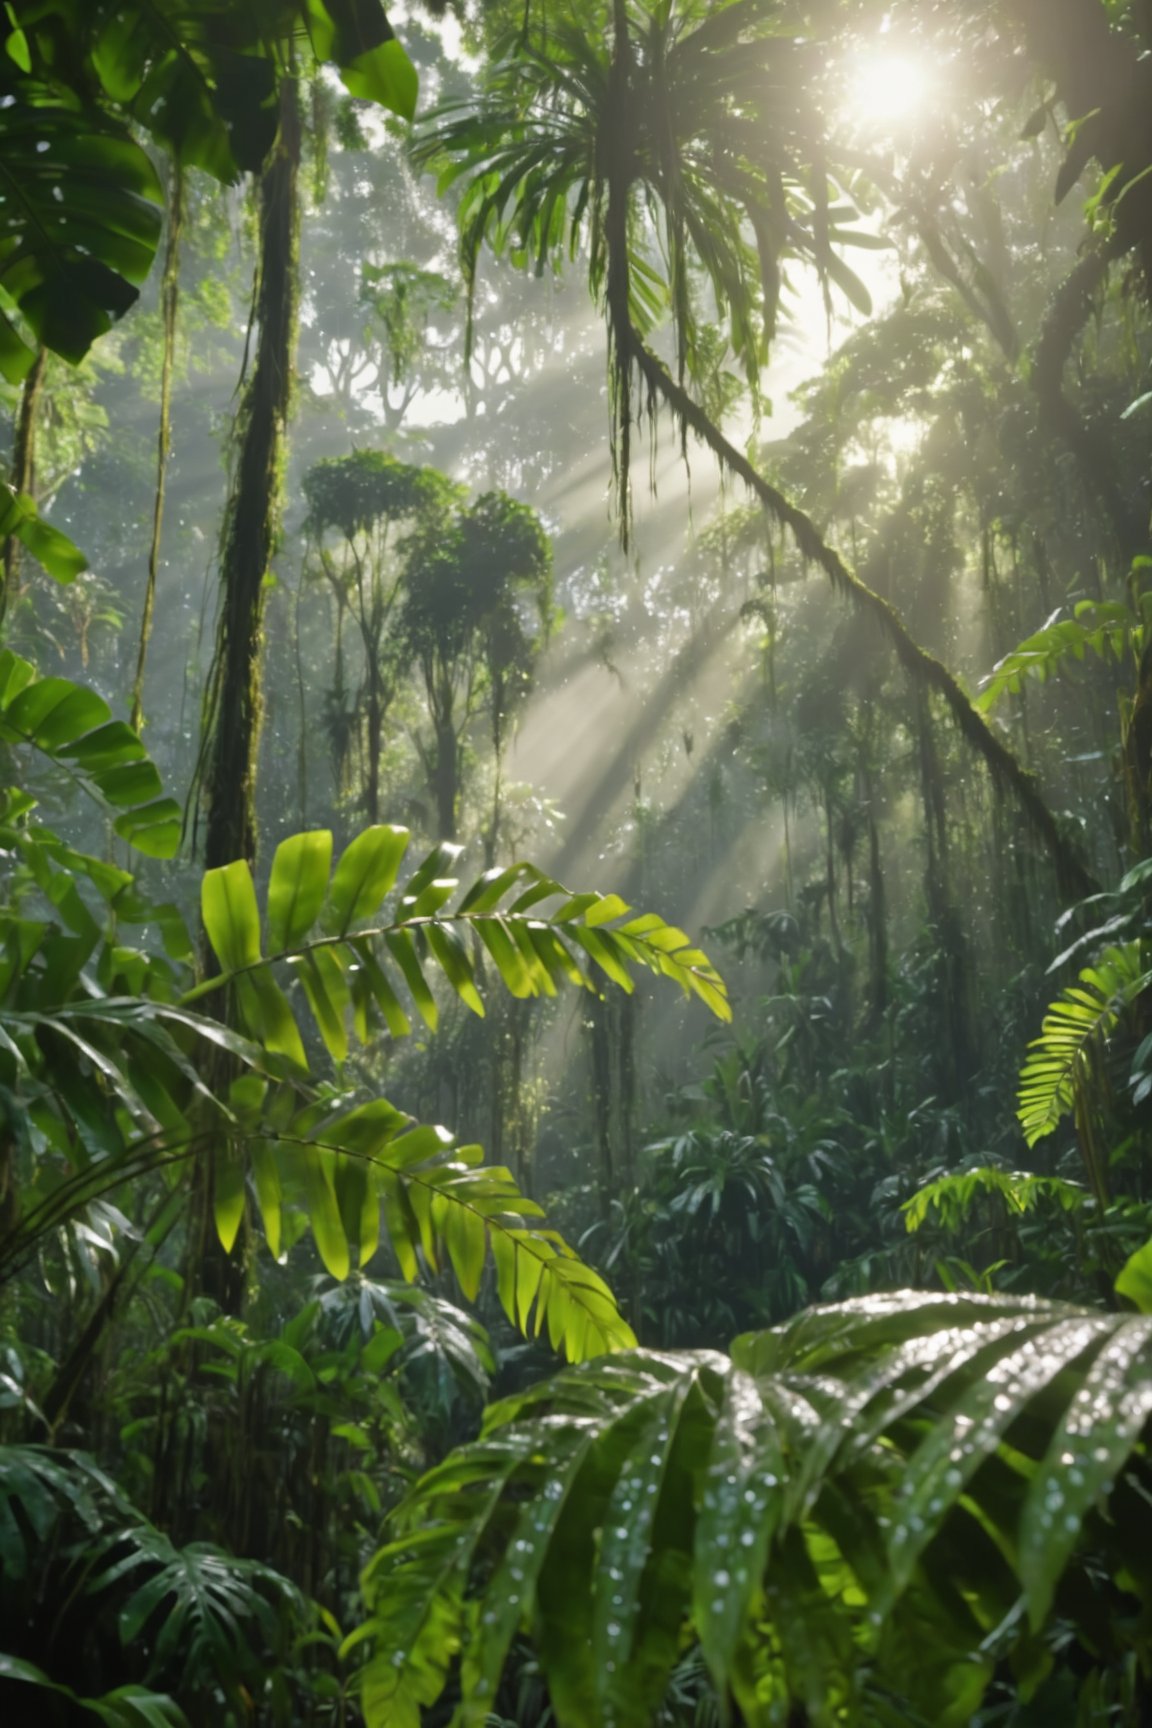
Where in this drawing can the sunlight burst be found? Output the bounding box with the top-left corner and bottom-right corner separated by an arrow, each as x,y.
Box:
846,48 -> 938,133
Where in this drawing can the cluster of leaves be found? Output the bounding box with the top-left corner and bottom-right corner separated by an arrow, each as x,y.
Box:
975,595 -> 1144,713
0,0 -> 418,382
0,1444 -> 305,1724
0,646 -> 732,1372
356,1288 -> 1152,1728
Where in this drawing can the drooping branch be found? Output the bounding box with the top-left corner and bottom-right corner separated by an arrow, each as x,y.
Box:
605,0 -> 637,528
624,329 -> 1096,901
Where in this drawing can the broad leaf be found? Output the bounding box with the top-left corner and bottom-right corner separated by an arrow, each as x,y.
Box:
0,100 -> 162,375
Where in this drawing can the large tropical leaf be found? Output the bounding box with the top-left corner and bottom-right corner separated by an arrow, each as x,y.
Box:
355,1291 -> 1152,1728
0,649 -> 182,856
0,96 -> 163,379
0,0 -> 415,377
0,1444 -> 301,1714
87,1527 -> 303,1692
0,487 -> 88,584
89,0 -> 418,181
90,0 -> 279,180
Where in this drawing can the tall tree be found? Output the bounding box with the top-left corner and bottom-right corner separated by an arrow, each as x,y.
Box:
401,489 -> 553,842
302,450 -> 459,824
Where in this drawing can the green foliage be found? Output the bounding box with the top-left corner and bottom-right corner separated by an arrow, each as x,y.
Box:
1017,942 -> 1149,1147
0,489 -> 88,585
0,95 -> 162,380
193,827 -> 732,1054
0,650 -> 728,1366
0,1443 -> 304,1720
402,491 -> 553,667
0,0 -> 418,372
0,648 -> 182,855
303,449 -> 456,541
0,638 -> 729,1365
975,598 -> 1142,713
357,1291 -> 1152,1728
415,0 -> 877,388
903,1166 -> 1087,1232
1116,1234 -> 1152,1312
0,1656 -> 184,1727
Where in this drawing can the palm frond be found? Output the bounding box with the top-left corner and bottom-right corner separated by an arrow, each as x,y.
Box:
190,827 -> 731,1058
355,1291 -> 1152,1727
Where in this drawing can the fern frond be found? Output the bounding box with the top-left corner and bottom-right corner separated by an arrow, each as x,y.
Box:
279,1104 -> 637,1362
903,1166 -> 1087,1233
1017,941 -> 1149,1146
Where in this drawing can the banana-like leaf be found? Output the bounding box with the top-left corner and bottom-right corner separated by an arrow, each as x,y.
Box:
356,1292 -> 1152,1728
1017,941 -> 1148,1146
192,828 -> 730,1065
91,0 -> 279,181
0,650 -> 181,857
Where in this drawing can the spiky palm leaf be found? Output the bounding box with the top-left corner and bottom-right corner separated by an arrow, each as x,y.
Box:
4,792 -> 725,1363
414,0 -> 871,399
191,825 -> 730,1056
355,1291 -> 1152,1727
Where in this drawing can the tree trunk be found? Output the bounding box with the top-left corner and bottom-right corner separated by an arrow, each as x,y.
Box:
434,714 -> 459,840
366,673 -> 382,824
200,78 -> 301,873
1,346 -> 46,623
193,78 -> 300,1318
132,163 -> 185,734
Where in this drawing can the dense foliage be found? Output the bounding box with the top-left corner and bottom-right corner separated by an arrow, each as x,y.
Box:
3,0 -> 1152,1724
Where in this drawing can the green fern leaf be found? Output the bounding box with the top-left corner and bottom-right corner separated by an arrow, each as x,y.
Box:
1017,941 -> 1149,1145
